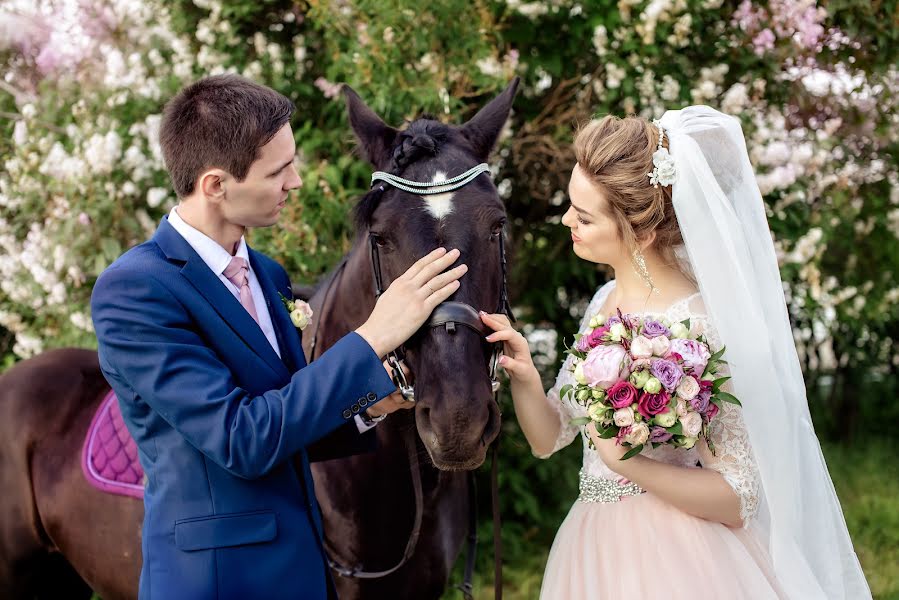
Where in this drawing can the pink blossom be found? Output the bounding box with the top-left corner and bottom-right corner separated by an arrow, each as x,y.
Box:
753,29 -> 776,56
583,344 -> 630,390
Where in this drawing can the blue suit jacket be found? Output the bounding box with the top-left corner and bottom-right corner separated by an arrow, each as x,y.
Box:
90,217 -> 395,600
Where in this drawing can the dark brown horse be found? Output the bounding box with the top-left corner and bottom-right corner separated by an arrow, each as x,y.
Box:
0,79 -> 517,600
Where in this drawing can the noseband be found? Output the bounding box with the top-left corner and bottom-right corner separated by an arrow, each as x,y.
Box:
366,163 -> 514,402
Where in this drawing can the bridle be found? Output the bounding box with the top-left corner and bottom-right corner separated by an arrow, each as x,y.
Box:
312,162 -> 512,600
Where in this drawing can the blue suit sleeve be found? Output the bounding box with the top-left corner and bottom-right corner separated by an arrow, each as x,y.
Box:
91,267 -> 396,480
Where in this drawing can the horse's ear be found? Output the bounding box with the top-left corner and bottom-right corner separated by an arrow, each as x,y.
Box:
344,86 -> 398,168
459,77 -> 520,161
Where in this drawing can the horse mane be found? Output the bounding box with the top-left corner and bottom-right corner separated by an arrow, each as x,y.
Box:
353,116 -> 450,230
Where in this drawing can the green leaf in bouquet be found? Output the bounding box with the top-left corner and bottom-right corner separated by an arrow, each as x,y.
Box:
716,391 -> 742,406
668,421 -> 684,435
709,345 -> 727,362
599,426 -> 618,439
620,444 -> 644,460
712,376 -> 731,392
559,384 -> 573,400
571,417 -> 592,426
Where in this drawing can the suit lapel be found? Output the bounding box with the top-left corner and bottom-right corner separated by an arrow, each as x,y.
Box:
153,217 -> 291,380
250,249 -> 307,372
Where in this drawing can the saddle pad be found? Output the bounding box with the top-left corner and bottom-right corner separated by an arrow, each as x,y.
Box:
81,389 -> 145,499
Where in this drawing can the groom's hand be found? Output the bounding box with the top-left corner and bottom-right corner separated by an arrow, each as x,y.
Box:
356,247 -> 467,357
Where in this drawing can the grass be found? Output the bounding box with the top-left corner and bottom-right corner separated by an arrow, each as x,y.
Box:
441,437 -> 899,600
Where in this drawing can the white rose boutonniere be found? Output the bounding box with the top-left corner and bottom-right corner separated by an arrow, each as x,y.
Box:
278,292 -> 313,331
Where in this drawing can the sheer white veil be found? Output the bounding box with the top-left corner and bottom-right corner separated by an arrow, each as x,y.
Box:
659,106 -> 870,599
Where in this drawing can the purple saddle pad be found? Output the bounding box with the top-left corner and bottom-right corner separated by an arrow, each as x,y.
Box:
81,389 -> 145,499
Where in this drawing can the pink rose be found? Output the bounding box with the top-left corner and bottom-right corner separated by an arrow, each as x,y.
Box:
675,375 -> 700,400
706,402 -> 720,421
583,344 -> 631,390
607,380 -> 639,409
630,335 -> 653,358
669,339 -> 712,375
576,326 -> 609,352
613,407 -> 635,427
637,390 -> 671,420
680,411 -> 703,437
650,335 -> 670,356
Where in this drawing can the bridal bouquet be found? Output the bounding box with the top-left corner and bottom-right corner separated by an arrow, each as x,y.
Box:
561,310 -> 740,460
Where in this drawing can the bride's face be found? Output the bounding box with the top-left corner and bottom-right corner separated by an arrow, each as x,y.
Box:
562,164 -> 626,267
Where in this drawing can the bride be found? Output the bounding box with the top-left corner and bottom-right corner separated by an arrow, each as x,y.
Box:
480,106 -> 871,599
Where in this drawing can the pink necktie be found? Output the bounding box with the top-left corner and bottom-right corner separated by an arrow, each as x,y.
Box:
223,256 -> 259,324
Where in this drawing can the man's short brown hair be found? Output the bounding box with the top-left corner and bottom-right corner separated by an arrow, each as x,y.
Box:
159,74 -> 295,197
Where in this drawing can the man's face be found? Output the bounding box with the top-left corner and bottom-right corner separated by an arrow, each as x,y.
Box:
220,123 -> 302,228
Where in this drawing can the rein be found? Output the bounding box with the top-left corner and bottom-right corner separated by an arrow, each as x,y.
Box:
309,162 -> 512,600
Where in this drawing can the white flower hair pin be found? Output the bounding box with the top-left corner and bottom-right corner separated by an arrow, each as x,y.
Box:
647,119 -> 677,188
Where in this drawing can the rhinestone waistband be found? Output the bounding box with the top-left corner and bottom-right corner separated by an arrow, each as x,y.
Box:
578,469 -> 645,503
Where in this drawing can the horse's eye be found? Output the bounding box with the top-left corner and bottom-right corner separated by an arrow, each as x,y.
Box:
491,221 -> 505,237
370,232 -> 389,248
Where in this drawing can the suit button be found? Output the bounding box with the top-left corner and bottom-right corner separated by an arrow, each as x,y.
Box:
342,409 -> 352,419
366,392 -> 377,402
359,397 -> 369,407
351,403 -> 361,414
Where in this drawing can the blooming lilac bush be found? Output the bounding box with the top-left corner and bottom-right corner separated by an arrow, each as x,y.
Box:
0,0 -> 896,402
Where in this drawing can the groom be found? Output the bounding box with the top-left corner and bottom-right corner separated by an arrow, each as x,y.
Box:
90,74 -> 467,600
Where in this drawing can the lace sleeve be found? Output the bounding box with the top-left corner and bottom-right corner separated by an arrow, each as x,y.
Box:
694,314 -> 761,526
535,280 -> 615,459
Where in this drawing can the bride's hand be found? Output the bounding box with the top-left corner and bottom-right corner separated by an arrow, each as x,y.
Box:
586,422 -> 630,469
480,312 -> 538,382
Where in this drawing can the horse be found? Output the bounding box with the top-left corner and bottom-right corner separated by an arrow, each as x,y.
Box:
0,78 -> 518,600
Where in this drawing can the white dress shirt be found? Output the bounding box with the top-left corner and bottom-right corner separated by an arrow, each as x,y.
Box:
167,207 -> 377,433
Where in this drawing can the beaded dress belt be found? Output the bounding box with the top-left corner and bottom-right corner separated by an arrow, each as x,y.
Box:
578,469 -> 645,503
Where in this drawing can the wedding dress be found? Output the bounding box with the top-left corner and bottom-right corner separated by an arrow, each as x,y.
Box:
539,279 -> 784,599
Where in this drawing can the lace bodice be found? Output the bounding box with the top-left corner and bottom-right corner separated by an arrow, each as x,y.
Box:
540,280 -> 761,524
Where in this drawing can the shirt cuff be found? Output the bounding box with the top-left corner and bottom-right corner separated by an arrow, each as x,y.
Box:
355,413 -> 380,433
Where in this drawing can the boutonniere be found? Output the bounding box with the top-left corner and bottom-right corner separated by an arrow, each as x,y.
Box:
278,292 -> 313,331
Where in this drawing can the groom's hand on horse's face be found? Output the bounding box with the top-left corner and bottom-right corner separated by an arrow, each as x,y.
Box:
356,247 -> 467,358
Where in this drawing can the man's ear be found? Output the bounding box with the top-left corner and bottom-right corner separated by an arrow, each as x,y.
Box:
198,169 -> 228,204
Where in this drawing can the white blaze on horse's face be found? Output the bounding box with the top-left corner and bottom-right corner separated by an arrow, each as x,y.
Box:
421,171 -> 454,219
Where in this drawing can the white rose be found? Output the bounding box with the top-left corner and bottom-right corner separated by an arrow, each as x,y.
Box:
589,313 -> 606,328
675,376 -> 700,400
680,411 -> 703,437
290,309 -> 310,329
625,421 -> 650,446
574,362 -> 587,385
675,399 -> 688,417
630,335 -> 653,358
670,322 -> 689,339
650,335 -> 670,356
613,407 -> 635,427
689,319 -> 705,338
609,322 -> 627,342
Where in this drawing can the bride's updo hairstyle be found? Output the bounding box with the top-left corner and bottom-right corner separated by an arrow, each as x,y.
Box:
573,115 -> 684,270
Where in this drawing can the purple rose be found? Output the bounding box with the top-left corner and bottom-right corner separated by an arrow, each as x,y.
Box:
637,390 -> 670,420
606,315 -> 622,327
650,426 -> 674,443
690,388 -> 712,413
706,402 -> 720,421
583,344 -> 631,389
650,358 -> 684,391
642,319 -> 671,339
576,326 -> 610,352
669,339 -> 712,375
